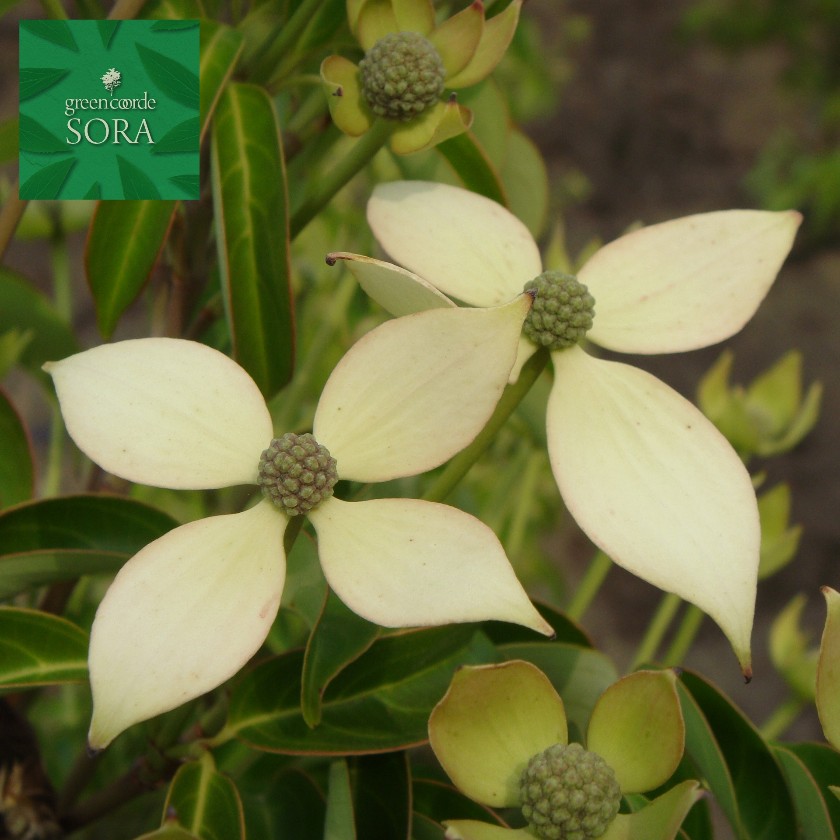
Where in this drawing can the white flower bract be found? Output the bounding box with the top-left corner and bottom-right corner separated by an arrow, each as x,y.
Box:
45,302 -> 552,749
345,179 -> 802,673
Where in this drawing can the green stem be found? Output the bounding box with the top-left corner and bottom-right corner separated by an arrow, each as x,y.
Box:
566,551 -> 612,622
663,603 -> 704,664
422,348 -> 550,504
289,119 -> 393,239
249,0 -> 326,82
0,187 -> 27,263
630,592 -> 681,670
760,696 -> 806,741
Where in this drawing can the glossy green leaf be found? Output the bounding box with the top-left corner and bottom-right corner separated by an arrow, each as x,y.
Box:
354,752 -> 410,840
785,743 -> 840,832
152,118 -> 200,154
437,132 -> 507,207
19,68 -> 69,101
238,765 -> 325,840
117,154 -> 162,199
483,601 -> 592,647
0,494 -> 178,598
680,670 -> 796,839
324,760 -> 356,840
0,389 -> 33,508
302,590 -> 380,727
412,777 -> 503,828
0,607 -> 87,688
772,745 -> 835,839
498,642 -> 618,739
0,267 -> 78,377
19,157 -> 75,199
163,752 -> 245,840
97,19 -> 119,48
136,43 -> 199,109
20,20 -> 78,51
199,20 -> 244,140
18,114 -> 67,153
227,627 -> 495,754
211,82 -> 294,397
85,200 -> 176,337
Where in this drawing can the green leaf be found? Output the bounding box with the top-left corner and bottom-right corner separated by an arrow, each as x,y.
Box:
413,777 -> 502,828
772,745 -> 836,839
169,173 -> 200,198
436,132 -> 507,207
20,20 -> 78,51
238,765 -> 325,840
151,118 -> 200,154
19,68 -> 69,101
785,743 -> 840,832
679,670 -> 796,839
152,20 -> 200,31
211,82 -> 294,397
227,626 -> 495,754
19,157 -> 75,200
500,130 -> 549,238
0,494 -> 178,599
0,267 -> 78,377
0,389 -> 33,508
0,607 -> 88,688
18,114 -> 67,153
301,590 -> 380,727
136,42 -> 199,109
85,200 -> 176,337
324,760 -> 356,840
97,20 -> 120,48
117,154 -> 162,199
483,601 -> 592,647
199,20 -> 244,140
353,753 -> 410,840
163,752 -> 245,840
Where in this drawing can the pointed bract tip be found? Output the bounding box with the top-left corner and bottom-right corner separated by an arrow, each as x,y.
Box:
742,665 -> 753,684
42,360 -> 55,373
325,253 -> 338,266
447,92 -> 458,104
86,742 -> 104,758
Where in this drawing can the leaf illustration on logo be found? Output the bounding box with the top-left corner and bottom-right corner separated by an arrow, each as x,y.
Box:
117,155 -> 161,200
135,43 -> 199,110
84,182 -> 102,200
169,174 -> 200,198
20,20 -> 79,52
19,68 -> 69,102
19,158 -> 76,200
97,20 -> 120,49
18,115 -> 67,154
151,20 -> 200,31
151,118 -> 199,154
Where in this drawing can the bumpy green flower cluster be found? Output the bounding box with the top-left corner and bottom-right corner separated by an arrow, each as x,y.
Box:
523,271 -> 595,350
519,742 -> 621,840
258,433 -> 338,515
359,32 -> 446,121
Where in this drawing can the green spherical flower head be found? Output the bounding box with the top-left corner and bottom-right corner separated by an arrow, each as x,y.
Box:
523,271 -> 595,351
519,742 -> 621,840
258,433 -> 338,516
359,31 -> 446,121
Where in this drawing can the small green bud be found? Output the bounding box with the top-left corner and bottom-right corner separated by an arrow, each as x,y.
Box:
520,742 -> 621,840
258,433 -> 338,516
523,271 -> 595,351
359,31 -> 446,121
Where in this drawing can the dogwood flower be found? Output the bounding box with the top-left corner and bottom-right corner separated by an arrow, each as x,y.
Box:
320,0 -> 521,154
429,660 -> 700,840
44,300 -> 552,749
330,180 -> 802,674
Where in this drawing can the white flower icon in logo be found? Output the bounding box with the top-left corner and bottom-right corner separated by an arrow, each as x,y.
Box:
101,67 -> 121,94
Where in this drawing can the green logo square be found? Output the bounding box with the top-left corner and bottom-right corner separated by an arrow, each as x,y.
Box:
19,19 -> 200,200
